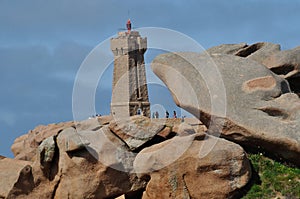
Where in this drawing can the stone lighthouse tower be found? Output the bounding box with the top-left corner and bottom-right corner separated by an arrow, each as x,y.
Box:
110,27 -> 150,118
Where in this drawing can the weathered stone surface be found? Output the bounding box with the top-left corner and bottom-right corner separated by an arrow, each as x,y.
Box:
207,42 -> 281,65
75,117 -> 102,131
3,114 -> 248,198
134,134 -> 251,199
262,46 -> 300,95
0,158 -> 34,199
172,122 -> 196,136
7,115 -> 152,199
157,126 -> 172,138
9,125 -> 148,199
57,127 -> 90,152
151,52 -> 300,166
208,42 -> 300,97
11,118 -> 102,161
263,46 -> 300,78
109,115 -> 165,151
38,136 -> 56,164
11,121 -> 74,161
76,126 -> 134,171
235,42 -> 280,63
184,117 -> 208,133
206,43 -> 248,55
156,118 -> 206,139
52,126 -> 147,199
98,115 -> 113,125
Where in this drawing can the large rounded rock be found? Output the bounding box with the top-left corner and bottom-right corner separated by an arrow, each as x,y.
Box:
57,127 -> 90,152
11,117 -> 106,161
263,46 -> 300,78
0,158 -> 34,199
7,117 -> 150,199
151,52 -> 300,166
109,115 -> 165,151
262,46 -> 300,96
208,42 -> 300,96
11,121 -> 74,161
50,125 -> 148,199
134,134 -> 251,199
33,124 -> 147,199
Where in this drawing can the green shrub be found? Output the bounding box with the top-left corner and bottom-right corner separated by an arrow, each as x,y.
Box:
242,153 -> 300,199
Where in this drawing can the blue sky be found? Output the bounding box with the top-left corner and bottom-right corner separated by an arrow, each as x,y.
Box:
1,0 -> 300,157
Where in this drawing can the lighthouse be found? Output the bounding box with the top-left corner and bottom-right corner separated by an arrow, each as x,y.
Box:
110,21 -> 150,118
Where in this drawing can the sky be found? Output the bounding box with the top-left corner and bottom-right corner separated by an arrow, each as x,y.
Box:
1,0 -> 300,158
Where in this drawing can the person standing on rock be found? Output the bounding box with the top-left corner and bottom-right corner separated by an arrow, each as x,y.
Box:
181,115 -> 186,122
173,111 -> 177,118
155,111 -> 159,118
165,111 -> 169,118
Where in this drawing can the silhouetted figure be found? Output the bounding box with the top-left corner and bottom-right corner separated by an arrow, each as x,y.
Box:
173,111 -> 177,118
155,111 -> 159,119
137,108 -> 141,115
181,115 -> 186,122
165,111 -> 169,118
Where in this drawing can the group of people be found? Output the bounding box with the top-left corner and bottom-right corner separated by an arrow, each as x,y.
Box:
152,110 -> 177,119
88,113 -> 101,119
89,111 -> 186,121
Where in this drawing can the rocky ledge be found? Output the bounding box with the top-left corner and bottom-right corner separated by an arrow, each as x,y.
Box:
1,116 -> 250,199
1,42 -> 300,199
152,42 -> 300,166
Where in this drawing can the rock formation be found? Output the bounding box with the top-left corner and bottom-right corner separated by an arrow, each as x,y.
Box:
11,121 -> 75,161
134,134 -> 251,199
2,42 -> 300,198
5,116 -> 239,199
0,158 -> 34,199
151,50 -> 300,166
262,46 -> 300,96
207,42 -> 300,96
108,115 -> 165,151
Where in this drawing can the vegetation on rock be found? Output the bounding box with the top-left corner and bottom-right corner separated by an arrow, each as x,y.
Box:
243,153 -> 300,199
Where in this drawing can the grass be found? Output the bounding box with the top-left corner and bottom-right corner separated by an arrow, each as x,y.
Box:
242,153 -> 300,199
